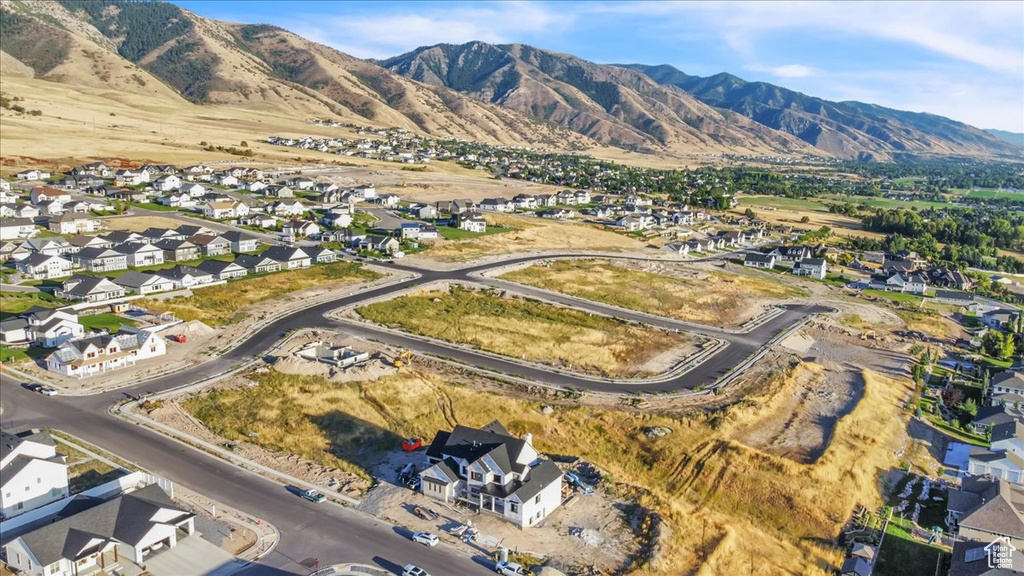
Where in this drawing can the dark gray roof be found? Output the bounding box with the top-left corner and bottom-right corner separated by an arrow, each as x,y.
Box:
154,238 -> 195,250
511,460 -> 562,501
234,254 -> 277,269
425,421 -> 524,477
993,371 -> 1024,389
800,258 -> 826,266
18,484 -> 193,566
19,253 -> 63,266
990,420 -> 1024,443
156,265 -> 210,280
263,245 -> 308,262
63,275 -> 122,296
975,405 -> 1018,427
196,259 -> 243,274
76,247 -> 121,260
744,253 -> 774,264
113,271 -> 162,289
949,476 -> 1024,539
220,230 -> 258,243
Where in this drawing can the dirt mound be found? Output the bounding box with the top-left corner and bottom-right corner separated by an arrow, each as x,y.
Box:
179,320 -> 217,338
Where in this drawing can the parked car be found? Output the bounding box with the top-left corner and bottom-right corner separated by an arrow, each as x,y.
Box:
495,561 -> 528,576
21,383 -> 43,392
402,565 -> 430,576
299,489 -> 326,503
402,437 -> 422,451
39,386 -> 59,396
411,532 -> 439,547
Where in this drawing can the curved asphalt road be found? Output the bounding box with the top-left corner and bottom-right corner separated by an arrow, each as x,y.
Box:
0,251 -> 826,575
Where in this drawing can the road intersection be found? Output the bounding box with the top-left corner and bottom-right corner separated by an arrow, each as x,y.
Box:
0,251 -> 829,575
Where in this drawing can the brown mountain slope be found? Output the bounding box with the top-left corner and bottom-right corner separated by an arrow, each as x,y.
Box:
0,1 -> 585,149
382,42 -> 819,156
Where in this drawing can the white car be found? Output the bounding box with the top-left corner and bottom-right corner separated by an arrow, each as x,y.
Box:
402,564 -> 430,576
40,386 -> 59,396
495,561 -> 528,576
411,531 -> 439,547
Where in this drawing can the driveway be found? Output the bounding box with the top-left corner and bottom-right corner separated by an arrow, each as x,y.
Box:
143,532 -> 243,576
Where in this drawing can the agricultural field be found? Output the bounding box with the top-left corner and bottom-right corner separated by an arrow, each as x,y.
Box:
418,214 -> 643,262
181,360 -> 913,576
355,285 -> 692,377
499,259 -> 807,328
138,262 -> 380,326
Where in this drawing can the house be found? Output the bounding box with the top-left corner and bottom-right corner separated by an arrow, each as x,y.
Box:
376,194 -> 401,208
301,246 -> 337,264
287,177 -> 314,190
0,429 -> 69,520
973,405 -> 1019,435
873,273 -> 928,295
72,161 -> 111,177
458,214 -> 487,234
187,234 -> 232,256
0,241 -> 30,261
181,182 -> 206,197
140,227 -> 186,244
113,169 -> 149,186
202,200 -> 249,219
262,246 -> 312,269
3,483 -> 195,576
983,309 -> 1020,331
359,235 -> 400,255
419,421 -> 563,529
152,174 -> 181,192
154,239 -> 200,262
114,242 -> 165,268
945,477 -> 1024,576
101,231 -> 145,245
217,174 -> 239,187
615,214 -> 648,230
113,271 -> 175,295
744,253 -> 776,269
929,267 -> 974,291
662,242 -> 690,256
221,230 -> 260,253
46,214 -> 98,235
282,219 -> 320,238
247,181 -> 268,193
534,195 -> 556,208
73,247 -> 128,272
238,213 -> 278,229
968,419 -> 1024,484
0,307 -> 84,348
46,326 -> 166,378
269,199 -> 306,217
884,259 -> 917,275
793,258 -> 827,280
234,254 -> 281,274
770,245 -> 813,262
540,208 -> 575,220
414,204 -> 438,219
15,254 -> 72,279
479,198 -> 510,213
155,265 -> 214,289
397,222 -> 427,240
264,185 -> 294,198
11,204 -> 40,219
155,193 -> 196,208
993,372 -> 1024,399
935,290 -> 976,306
416,225 -> 439,240
15,169 -> 50,181
0,218 -> 37,240
196,259 -> 248,280
56,276 -> 126,303
29,187 -> 71,205
321,209 -> 353,229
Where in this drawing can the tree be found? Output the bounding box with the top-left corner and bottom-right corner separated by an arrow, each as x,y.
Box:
983,331 -> 1013,359
744,208 -> 756,219
962,397 -> 978,417
942,386 -> 965,408
800,215 -> 810,223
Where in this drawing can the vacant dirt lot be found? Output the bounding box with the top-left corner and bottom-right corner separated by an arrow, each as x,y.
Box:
355,284 -> 697,377
500,258 -> 808,328
101,214 -> 189,232
412,214 -> 644,263
137,262 -> 381,326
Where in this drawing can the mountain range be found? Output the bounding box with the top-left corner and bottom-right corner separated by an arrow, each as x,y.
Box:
1,0 -> 1019,162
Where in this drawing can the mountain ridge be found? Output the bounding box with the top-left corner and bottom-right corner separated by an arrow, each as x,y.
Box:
620,63 -> 1021,161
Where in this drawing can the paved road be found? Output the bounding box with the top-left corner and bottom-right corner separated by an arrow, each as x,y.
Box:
0,250 -> 823,575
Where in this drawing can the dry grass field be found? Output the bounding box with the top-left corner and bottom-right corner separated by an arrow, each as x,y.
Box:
735,195 -> 885,240
184,360 -> 913,575
356,285 -> 690,377
420,214 -> 644,262
101,215 -> 190,232
138,263 -> 380,326
501,259 -> 807,327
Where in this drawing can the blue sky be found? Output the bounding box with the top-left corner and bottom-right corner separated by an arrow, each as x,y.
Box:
174,1 -> 1024,132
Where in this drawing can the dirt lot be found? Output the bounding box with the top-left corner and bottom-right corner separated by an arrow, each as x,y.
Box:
410,214 -> 646,263
354,283 -> 700,378
100,214 -> 191,232
499,258 -> 808,328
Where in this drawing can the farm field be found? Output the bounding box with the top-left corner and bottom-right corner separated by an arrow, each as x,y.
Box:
181,360 -> 913,576
417,214 -> 643,262
355,285 -> 692,377
138,262 -> 380,326
499,259 -> 807,328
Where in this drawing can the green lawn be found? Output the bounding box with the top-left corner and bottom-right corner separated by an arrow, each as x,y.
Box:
437,225 -> 515,240
0,292 -> 67,317
0,344 -> 49,364
874,530 -> 949,576
863,289 -> 924,305
736,195 -> 829,212
822,194 -> 950,211
78,313 -> 138,332
130,202 -> 179,212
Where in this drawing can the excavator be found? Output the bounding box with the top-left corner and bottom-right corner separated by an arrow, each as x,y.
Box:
391,349 -> 413,368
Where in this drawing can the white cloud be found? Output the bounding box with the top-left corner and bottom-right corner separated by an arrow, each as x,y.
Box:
284,2 -> 567,59
765,64 -> 817,78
